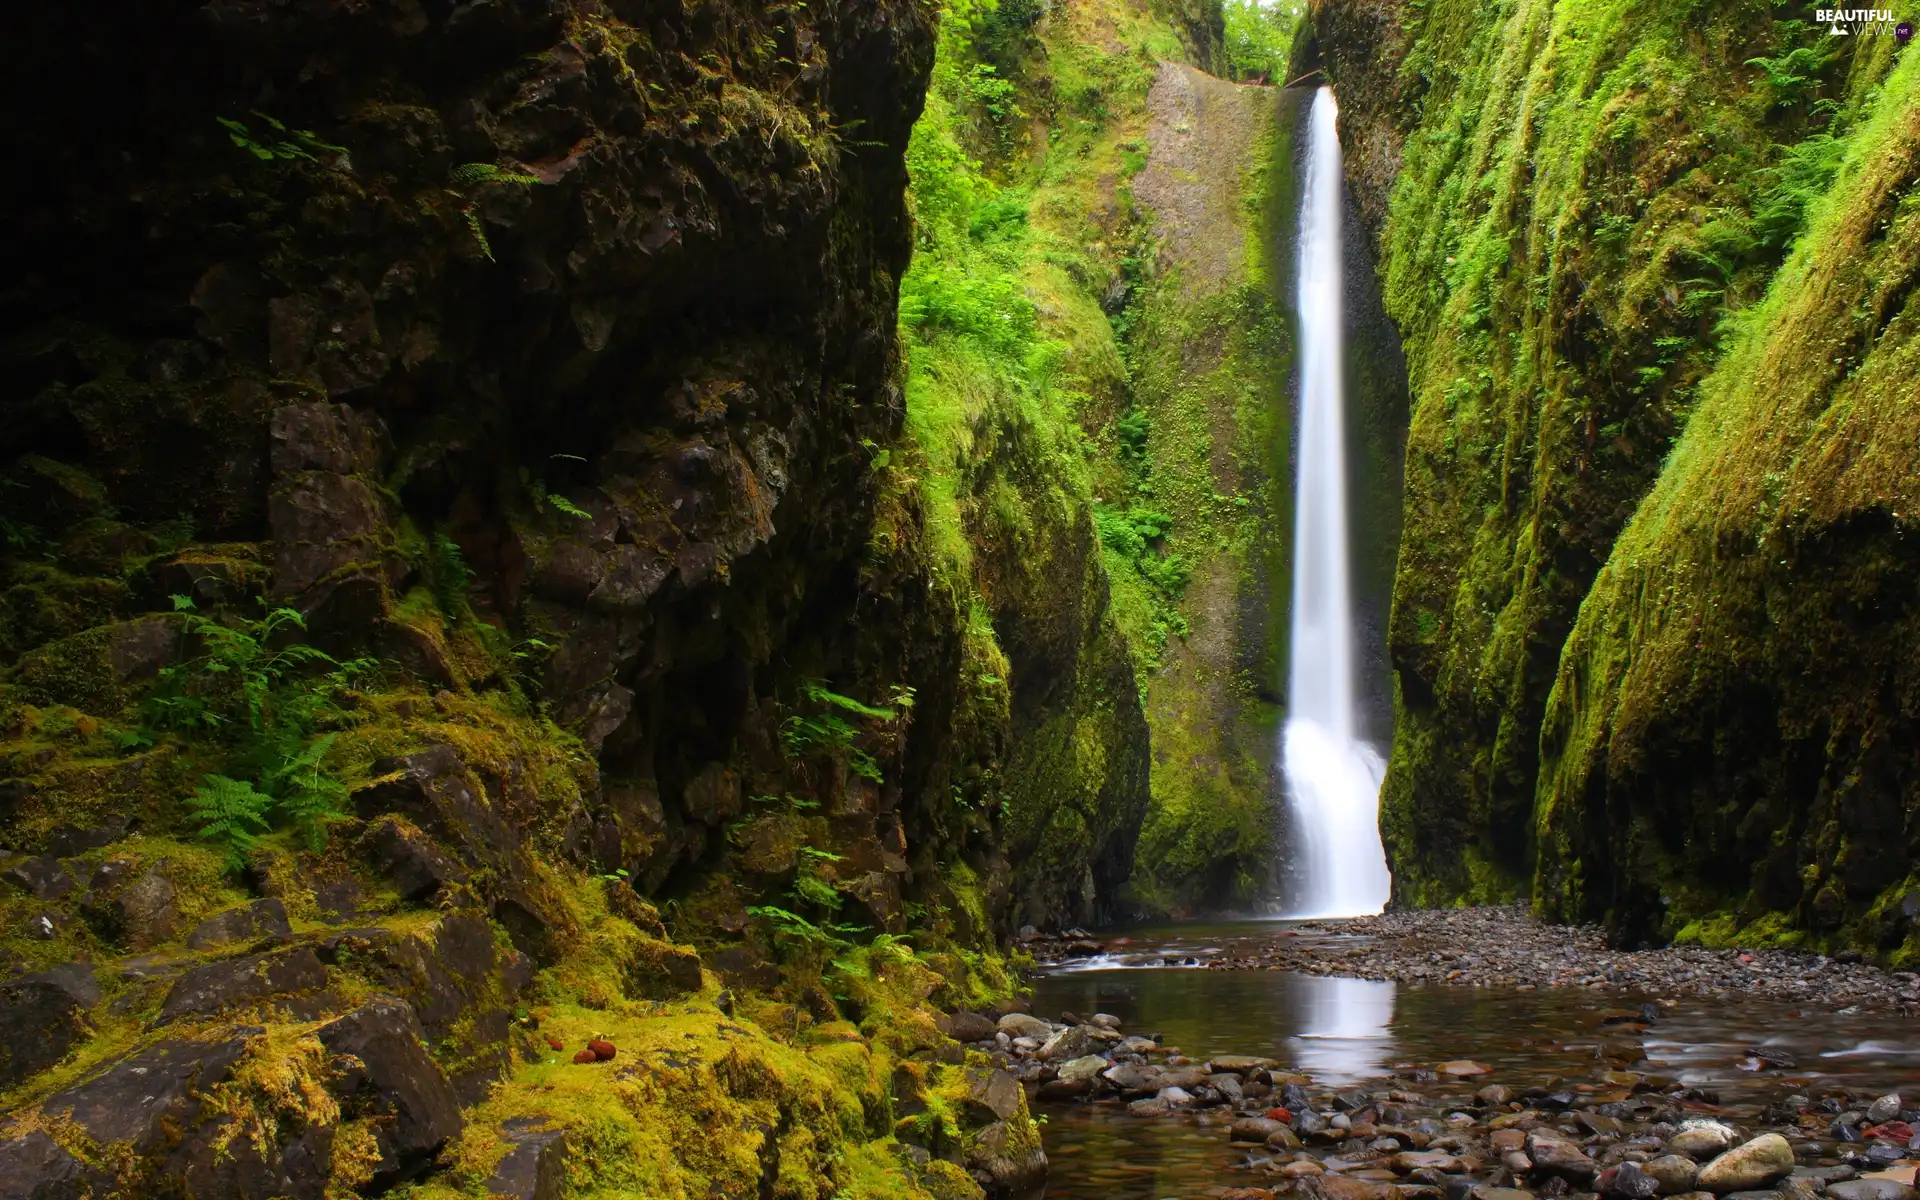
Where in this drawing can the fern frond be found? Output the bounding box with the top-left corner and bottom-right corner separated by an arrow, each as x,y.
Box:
451,162 -> 542,188
463,205 -> 494,260
188,774 -> 274,864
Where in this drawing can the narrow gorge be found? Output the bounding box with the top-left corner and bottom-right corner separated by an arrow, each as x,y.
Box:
0,2 -> 1915,1199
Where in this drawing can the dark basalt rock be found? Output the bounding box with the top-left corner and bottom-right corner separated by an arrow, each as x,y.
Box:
0,996 -> 459,1198
0,1130 -> 85,1200
156,946 -> 330,1026
0,964 -> 100,1088
317,998 -> 465,1189
44,817 -> 130,858
485,1117 -> 568,1200
1,855 -> 77,902
42,1031 -> 256,1154
964,1068 -> 1023,1124
330,912 -> 533,1102
113,869 -> 180,951
352,747 -> 567,961
361,814 -> 469,901
185,897 -> 293,950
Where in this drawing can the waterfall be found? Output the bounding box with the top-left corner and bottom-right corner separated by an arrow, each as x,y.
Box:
1280,88 -> 1393,918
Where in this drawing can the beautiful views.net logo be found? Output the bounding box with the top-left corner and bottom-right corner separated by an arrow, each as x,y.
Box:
1814,7 -> 1911,37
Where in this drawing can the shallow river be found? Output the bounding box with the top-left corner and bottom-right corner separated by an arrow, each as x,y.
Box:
1027,921 -> 1920,1199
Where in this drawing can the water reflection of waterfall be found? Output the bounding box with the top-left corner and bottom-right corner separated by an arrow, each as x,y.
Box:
1281,86 -> 1393,918
1285,974 -> 1396,1083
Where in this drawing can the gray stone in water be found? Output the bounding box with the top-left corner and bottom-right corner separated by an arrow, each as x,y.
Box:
1232,1117 -> 1290,1143
997,1012 -> 1050,1040
1669,1123 -> 1736,1161
1527,1131 -> 1598,1181
1643,1154 -> 1700,1194
1102,1061 -> 1158,1095
1599,1162 -> 1661,1199
1866,1095 -> 1904,1125
1469,1189 -> 1537,1200
1057,1054 -> 1108,1084
1827,1181 -> 1920,1200
1156,1066 -> 1211,1090
1695,1134 -> 1793,1194
1777,1177 -> 1827,1200
1039,1025 -> 1094,1062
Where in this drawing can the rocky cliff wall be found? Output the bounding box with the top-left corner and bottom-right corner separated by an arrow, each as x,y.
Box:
0,1 -> 1127,1195
1311,0 -> 1920,955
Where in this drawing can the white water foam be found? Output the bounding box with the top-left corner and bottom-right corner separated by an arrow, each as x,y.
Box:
1280,87 -> 1392,919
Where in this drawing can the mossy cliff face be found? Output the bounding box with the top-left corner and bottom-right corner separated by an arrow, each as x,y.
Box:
1311,0 -> 1919,951
1125,67 -> 1295,914
0,1 -> 1099,1195
1533,48 -> 1920,955
894,0 -> 1299,918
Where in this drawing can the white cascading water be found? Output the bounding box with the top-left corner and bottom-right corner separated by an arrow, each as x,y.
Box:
1281,87 -> 1393,918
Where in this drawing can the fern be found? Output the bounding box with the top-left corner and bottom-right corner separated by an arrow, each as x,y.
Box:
1753,134 -> 1847,250
188,775 -> 274,864
267,733 -> 349,850
746,905 -> 854,951
464,208 -> 495,261
147,598 -> 368,861
546,493 -> 592,520
425,532 -> 474,622
792,871 -> 843,910
451,162 -> 542,188
450,162 -> 542,261
1744,43 -> 1837,109
217,112 -> 346,163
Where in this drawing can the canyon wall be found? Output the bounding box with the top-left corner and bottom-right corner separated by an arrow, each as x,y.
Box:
1311,0 -> 1920,956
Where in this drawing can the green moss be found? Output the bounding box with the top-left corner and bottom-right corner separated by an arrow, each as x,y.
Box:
1347,0 -> 1900,913
1531,44 -> 1920,945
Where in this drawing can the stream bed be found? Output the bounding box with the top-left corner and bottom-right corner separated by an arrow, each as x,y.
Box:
1027,922 -> 1920,1199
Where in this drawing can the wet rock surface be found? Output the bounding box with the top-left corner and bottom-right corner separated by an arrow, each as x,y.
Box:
1002,989 -> 1920,1200
1030,908 -> 1919,1012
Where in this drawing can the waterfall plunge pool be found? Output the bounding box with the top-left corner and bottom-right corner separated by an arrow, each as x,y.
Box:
1026,921 -> 1920,1199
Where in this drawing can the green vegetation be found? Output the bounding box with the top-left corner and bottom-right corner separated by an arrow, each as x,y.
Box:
216,112 -> 345,163
779,679 -> 912,783
1223,0 -> 1300,82
897,0 -> 1296,915
1532,42 -> 1920,947
142,598 -> 367,862
449,161 -> 544,260
1366,0 -> 1881,907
